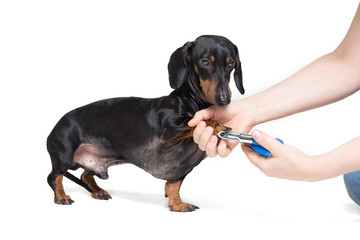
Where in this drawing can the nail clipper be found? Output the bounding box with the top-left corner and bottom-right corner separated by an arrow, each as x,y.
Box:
217,127 -> 283,157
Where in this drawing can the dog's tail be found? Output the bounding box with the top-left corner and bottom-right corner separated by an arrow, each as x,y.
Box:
64,172 -> 93,193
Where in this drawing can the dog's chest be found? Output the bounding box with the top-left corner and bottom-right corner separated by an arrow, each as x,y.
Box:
128,137 -> 206,181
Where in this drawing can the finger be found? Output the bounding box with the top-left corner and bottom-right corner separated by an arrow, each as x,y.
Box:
241,143 -> 267,169
206,135 -> 218,157
217,139 -> 233,157
251,130 -> 283,156
188,108 -> 215,127
198,126 -> 214,151
193,121 -> 206,144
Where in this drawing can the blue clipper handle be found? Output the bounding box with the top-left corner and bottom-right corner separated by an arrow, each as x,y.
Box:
250,138 -> 283,158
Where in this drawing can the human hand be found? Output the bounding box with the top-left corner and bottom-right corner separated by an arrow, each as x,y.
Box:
188,100 -> 255,157
242,130 -> 315,181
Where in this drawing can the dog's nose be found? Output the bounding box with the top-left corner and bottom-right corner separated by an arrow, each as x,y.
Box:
215,83 -> 231,106
215,94 -> 231,106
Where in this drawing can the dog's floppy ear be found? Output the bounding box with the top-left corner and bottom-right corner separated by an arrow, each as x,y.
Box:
168,41 -> 193,89
233,44 -> 245,94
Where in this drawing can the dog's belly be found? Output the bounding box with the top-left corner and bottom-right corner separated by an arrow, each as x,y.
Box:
73,137 -> 206,181
73,143 -> 126,179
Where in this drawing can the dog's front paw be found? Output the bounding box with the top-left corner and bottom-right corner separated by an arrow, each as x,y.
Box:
169,201 -> 199,212
91,189 -> 112,200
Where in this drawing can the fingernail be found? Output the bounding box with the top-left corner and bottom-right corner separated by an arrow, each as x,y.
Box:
252,130 -> 260,138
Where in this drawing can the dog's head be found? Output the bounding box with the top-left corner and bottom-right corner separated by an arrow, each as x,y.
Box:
168,35 -> 244,106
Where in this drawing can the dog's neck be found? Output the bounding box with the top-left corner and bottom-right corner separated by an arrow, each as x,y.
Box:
169,71 -> 211,114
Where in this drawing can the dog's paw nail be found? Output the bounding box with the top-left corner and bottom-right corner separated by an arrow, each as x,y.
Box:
169,205 -> 174,211
186,206 -> 193,212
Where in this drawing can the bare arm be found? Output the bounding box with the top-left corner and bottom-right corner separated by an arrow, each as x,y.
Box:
250,3 -> 360,125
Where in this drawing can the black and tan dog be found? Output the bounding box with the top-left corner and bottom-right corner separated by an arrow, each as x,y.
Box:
47,35 -> 244,212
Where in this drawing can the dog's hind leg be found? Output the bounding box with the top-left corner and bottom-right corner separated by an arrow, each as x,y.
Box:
48,171 -> 74,205
165,178 -> 199,212
81,170 -> 112,200
47,139 -> 77,205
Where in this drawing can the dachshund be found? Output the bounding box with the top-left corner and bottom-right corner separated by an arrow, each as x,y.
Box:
47,35 -> 244,212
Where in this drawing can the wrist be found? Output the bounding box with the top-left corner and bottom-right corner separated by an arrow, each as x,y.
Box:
238,97 -> 265,126
305,155 -> 334,181
229,99 -> 258,131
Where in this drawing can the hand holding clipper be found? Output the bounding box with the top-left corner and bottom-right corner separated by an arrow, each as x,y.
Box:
218,128 -> 283,157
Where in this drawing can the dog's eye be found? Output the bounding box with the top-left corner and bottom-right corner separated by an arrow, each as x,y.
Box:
200,59 -> 210,67
228,62 -> 235,68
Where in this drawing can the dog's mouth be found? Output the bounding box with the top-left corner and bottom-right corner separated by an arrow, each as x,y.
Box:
200,78 -> 232,106
201,90 -> 231,106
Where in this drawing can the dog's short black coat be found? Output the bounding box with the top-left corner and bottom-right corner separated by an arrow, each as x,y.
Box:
47,35 -> 244,211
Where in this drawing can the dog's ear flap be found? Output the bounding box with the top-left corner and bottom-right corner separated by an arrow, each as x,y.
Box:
233,44 -> 245,94
168,41 -> 193,89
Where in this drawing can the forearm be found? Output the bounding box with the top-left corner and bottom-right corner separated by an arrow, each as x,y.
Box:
311,137 -> 360,181
248,4 -> 360,125
249,51 -> 360,125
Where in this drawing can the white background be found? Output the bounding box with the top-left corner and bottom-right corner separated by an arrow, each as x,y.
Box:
1,0 -> 359,239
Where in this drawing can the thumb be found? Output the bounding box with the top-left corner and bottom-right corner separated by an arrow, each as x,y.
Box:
251,130 -> 283,156
188,107 -> 215,127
